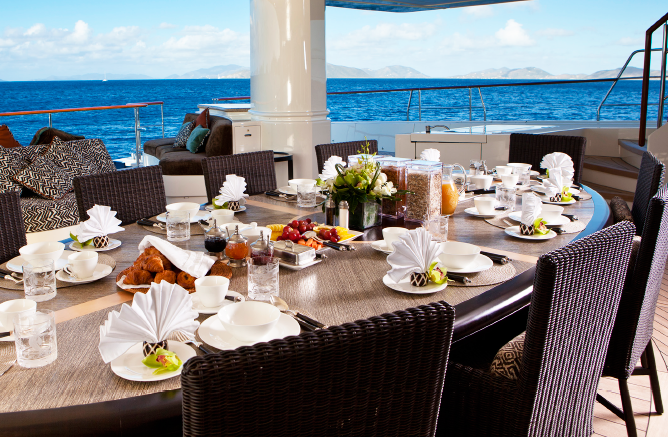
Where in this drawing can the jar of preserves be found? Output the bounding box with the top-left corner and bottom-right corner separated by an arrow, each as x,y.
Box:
225,225 -> 249,267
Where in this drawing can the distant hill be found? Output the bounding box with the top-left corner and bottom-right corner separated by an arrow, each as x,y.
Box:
450,66 -> 660,80
166,64 -> 250,79
327,63 -> 429,78
40,73 -> 153,81
326,64 -> 370,78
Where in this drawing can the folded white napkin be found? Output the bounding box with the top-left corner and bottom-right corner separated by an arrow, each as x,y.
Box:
420,148 -> 440,162
543,167 -> 564,196
387,227 -> 444,283
215,175 -> 250,204
138,235 -> 215,278
521,193 -> 543,225
75,205 -> 124,241
540,152 -> 574,181
320,155 -> 345,181
99,281 -> 199,363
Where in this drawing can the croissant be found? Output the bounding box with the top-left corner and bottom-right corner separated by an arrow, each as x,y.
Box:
154,270 -> 177,284
124,269 -> 154,285
116,266 -> 137,283
143,247 -> 161,256
141,255 -> 165,273
177,271 -> 196,289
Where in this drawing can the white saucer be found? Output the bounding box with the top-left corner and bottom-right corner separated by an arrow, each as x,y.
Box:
464,207 -> 503,218
56,263 -> 113,284
444,254 -> 493,274
382,274 -> 447,294
110,341 -> 196,382
6,250 -> 74,273
204,205 -> 247,213
156,210 -> 211,223
504,226 -> 557,240
371,240 -> 393,254
198,312 -> 300,350
537,196 -> 577,205
191,290 -> 245,315
508,212 -> 570,227
69,239 -> 121,252
531,185 -> 580,196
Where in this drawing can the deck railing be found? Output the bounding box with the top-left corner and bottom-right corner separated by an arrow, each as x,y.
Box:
639,12 -> 668,146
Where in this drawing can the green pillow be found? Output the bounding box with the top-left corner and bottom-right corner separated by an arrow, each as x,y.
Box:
186,125 -> 210,153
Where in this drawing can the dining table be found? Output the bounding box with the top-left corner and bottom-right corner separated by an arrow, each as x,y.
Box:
0,185 -> 609,436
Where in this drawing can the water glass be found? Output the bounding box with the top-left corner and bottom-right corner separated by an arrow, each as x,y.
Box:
512,166 -> 531,187
23,259 -> 56,302
424,215 -> 448,242
14,309 -> 57,368
496,186 -> 517,212
247,257 -> 280,301
166,211 -> 190,242
297,184 -> 317,208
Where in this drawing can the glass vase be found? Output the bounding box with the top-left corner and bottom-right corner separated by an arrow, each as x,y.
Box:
349,201 -> 381,231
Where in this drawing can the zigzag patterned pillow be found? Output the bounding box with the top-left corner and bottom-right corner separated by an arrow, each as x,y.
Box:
173,121 -> 195,148
12,155 -> 73,200
0,147 -> 28,194
50,137 -> 116,174
43,138 -> 98,178
489,332 -> 525,380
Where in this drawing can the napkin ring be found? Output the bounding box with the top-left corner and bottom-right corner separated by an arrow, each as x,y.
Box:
93,235 -> 110,248
228,200 -> 241,211
519,223 -> 535,235
142,340 -> 168,357
549,193 -> 562,203
410,272 -> 429,287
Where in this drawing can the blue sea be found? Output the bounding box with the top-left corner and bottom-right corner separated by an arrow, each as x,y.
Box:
0,78 -> 666,159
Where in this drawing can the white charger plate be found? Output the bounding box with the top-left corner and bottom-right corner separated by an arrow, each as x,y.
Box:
198,312 -> 300,350
371,240 -> 393,254
508,212 -> 570,227
191,290 -> 245,315
56,263 -> 113,284
69,239 -> 121,252
6,250 -> 74,273
110,341 -> 196,382
504,226 -> 557,240
382,274 -> 447,294
156,210 -> 211,223
444,254 -> 493,274
537,196 -> 577,205
464,207 -> 504,218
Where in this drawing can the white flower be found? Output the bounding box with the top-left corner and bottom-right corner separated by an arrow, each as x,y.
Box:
377,172 -> 388,184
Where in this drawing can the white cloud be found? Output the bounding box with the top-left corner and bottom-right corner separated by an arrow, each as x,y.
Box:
536,28 -> 574,38
616,37 -> 643,46
329,20 -> 438,52
495,19 -> 534,46
461,5 -> 495,20
502,0 -> 540,11
159,23 -> 177,29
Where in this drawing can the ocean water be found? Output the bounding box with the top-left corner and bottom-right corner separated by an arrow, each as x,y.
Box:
0,78 -> 666,159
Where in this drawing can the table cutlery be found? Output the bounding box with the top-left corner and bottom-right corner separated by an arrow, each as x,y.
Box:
503,219 -> 514,227
562,213 -> 579,221
448,273 -> 471,284
3,275 -> 22,284
270,296 -> 323,331
0,332 -> 12,339
480,251 -> 510,264
136,218 -> 164,229
169,330 -> 213,355
0,361 -> 15,377
303,231 -> 354,251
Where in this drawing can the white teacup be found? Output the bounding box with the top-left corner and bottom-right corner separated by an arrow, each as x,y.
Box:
474,197 -> 497,215
500,174 -> 519,188
195,276 -> 230,308
495,166 -> 512,176
0,299 -> 36,332
470,175 -> 493,190
540,204 -> 564,222
508,163 -> 532,172
217,301 -> 280,342
211,209 -> 235,224
382,227 -> 409,251
64,251 -> 98,279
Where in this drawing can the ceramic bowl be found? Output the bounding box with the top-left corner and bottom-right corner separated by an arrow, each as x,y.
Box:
211,209 -> 236,224
540,204 -> 564,222
0,299 -> 36,332
438,241 -> 481,269
217,301 -> 280,342
166,202 -> 200,222
19,242 -> 65,266
288,179 -> 317,191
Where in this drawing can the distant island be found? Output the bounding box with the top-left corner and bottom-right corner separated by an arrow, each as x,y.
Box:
448,66 -> 661,80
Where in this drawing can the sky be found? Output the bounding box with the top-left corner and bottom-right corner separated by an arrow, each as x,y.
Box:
0,0 -> 666,81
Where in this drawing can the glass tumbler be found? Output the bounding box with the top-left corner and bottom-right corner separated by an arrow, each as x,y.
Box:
247,257 -> 280,302
297,184 -> 317,208
513,166 -> 531,187
424,215 -> 449,243
166,211 -> 190,242
496,186 -> 517,212
23,259 -> 56,302
14,309 -> 57,368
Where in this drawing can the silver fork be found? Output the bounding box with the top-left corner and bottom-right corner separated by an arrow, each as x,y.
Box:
3,275 -> 22,284
169,330 -> 213,355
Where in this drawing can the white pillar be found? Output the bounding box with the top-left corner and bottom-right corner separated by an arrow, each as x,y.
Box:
250,0 -> 331,179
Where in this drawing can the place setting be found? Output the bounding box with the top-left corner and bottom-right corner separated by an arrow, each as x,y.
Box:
69,205 -> 124,251
503,193 -> 558,241
205,174 -> 249,212
436,241 -> 517,287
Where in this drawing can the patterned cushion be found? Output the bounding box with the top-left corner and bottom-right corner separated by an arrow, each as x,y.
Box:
43,138 -> 99,178
12,155 -> 73,200
0,147 -> 28,194
51,138 -> 116,174
489,332 -> 525,380
186,126 -> 210,153
0,125 -> 22,148
173,121 -> 195,148
20,192 -> 79,233
19,143 -> 50,163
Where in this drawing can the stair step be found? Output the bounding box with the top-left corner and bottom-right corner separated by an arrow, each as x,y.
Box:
583,156 -> 639,179
618,139 -> 646,156
583,181 -> 634,203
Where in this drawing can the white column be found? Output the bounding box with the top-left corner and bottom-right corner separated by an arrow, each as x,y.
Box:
250,0 -> 330,179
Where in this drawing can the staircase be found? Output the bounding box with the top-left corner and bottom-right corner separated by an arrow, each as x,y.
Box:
581,139 -> 644,203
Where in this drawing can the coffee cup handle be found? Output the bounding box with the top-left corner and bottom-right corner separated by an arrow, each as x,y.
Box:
63,265 -> 77,279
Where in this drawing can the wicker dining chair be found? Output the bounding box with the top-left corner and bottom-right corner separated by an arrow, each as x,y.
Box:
610,151 -> 665,236
73,166 -> 167,225
0,191 -> 27,265
201,151 -> 277,204
508,133 -> 587,184
599,186 -> 668,437
315,140 -> 378,174
437,221 -> 635,437
182,301 -> 455,437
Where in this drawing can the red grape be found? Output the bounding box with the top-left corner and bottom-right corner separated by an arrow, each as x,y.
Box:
291,220 -> 300,229
330,236 -> 339,243
290,231 -> 301,241
276,236 -> 285,241
322,230 -> 331,239
298,224 -> 307,234
305,218 -> 312,224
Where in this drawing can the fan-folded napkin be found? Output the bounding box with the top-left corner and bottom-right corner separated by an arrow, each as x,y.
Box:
320,155 -> 345,181
99,281 -> 199,363
540,152 -> 574,181
138,235 -> 215,278
386,227 -> 444,282
215,174 -> 249,204
543,167 -> 564,197
75,205 -> 124,242
521,193 -> 542,225
420,148 -> 440,162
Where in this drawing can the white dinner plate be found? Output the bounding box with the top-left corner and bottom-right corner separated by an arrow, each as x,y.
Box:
504,226 -> 557,240
371,240 -> 393,254
198,312 -> 300,350
110,341 -> 196,382
464,207 -> 504,218
508,212 -> 570,227
444,254 -> 493,274
537,196 -> 577,205
530,185 -> 580,196
382,274 -> 447,294
191,290 -> 245,315
156,210 -> 211,223
69,239 -> 121,252
204,205 -> 247,213
56,263 -> 113,284
6,250 -> 75,273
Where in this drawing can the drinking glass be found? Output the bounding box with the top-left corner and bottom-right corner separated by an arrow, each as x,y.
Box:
496,186 -> 517,212
23,259 -> 56,302
424,215 -> 448,242
247,257 -> 280,301
166,211 -> 190,242
14,309 -> 57,368
297,184 -> 316,208
513,166 -> 531,187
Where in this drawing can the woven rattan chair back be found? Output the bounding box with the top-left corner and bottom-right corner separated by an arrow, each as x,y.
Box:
181,301 -> 455,437
515,221 -> 635,436
631,152 -> 665,236
201,151 -> 276,204
508,133 -> 587,184
0,191 -> 27,265
315,140 -> 378,174
73,166 -> 167,225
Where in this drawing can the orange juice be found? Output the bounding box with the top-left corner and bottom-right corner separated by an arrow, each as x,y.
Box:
441,181 -> 459,215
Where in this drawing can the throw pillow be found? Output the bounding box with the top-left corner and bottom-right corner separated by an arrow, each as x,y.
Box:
610,196 -> 633,224
489,332 -> 525,380
0,147 -> 28,193
173,121 -> 195,148
29,127 -> 85,145
12,155 -> 73,200
42,138 -> 99,178
0,125 -> 22,148
186,125 -> 210,153
195,108 -> 210,129
51,137 -> 117,174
